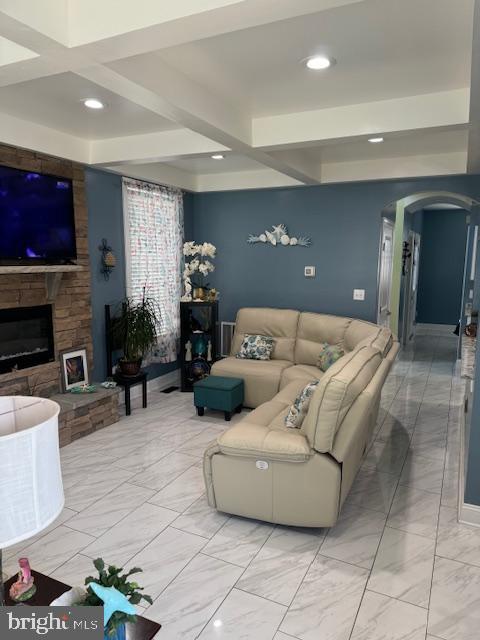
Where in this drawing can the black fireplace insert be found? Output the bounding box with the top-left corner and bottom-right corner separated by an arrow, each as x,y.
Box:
0,304 -> 55,374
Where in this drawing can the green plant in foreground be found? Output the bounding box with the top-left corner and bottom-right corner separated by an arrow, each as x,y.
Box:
83,558 -> 153,636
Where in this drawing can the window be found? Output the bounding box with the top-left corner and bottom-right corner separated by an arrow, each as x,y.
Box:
123,177 -> 184,363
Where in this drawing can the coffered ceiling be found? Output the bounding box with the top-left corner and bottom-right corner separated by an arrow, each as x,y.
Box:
0,0 -> 477,191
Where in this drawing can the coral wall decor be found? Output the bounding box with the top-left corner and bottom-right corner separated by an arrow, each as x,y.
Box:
248,224 -> 311,247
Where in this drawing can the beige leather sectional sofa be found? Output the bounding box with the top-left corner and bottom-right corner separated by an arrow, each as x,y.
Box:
203,307 -> 399,527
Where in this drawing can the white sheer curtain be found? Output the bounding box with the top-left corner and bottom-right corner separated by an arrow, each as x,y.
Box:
123,177 -> 184,363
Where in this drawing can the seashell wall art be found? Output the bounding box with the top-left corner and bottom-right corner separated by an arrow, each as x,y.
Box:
248,224 -> 311,247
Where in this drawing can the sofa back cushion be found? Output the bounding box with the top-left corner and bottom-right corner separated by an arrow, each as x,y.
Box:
344,321 -> 393,356
295,313 -> 351,365
301,346 -> 382,453
231,307 -> 300,362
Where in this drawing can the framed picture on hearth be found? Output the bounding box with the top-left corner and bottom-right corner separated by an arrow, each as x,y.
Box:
60,348 -> 89,392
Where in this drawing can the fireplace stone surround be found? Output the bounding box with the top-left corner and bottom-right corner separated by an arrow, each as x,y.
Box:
0,143 -> 113,443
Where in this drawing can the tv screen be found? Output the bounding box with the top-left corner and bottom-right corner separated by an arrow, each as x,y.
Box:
0,164 -> 76,264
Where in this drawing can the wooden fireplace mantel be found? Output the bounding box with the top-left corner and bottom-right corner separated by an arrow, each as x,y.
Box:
0,265 -> 84,301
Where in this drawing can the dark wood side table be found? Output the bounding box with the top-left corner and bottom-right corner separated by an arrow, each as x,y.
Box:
114,371 -> 148,416
3,571 -> 161,639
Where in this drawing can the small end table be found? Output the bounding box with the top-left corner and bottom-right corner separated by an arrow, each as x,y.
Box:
3,570 -> 161,639
114,371 -> 148,416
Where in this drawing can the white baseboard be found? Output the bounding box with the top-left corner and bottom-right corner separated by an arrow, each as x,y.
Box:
459,502 -> 480,528
118,368 -> 180,405
415,323 -> 456,336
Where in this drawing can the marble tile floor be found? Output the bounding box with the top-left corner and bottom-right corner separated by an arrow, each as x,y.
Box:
3,333 -> 477,640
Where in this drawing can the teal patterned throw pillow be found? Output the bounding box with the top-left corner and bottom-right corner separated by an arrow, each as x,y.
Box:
285,380 -> 320,429
317,343 -> 344,371
236,334 -> 275,361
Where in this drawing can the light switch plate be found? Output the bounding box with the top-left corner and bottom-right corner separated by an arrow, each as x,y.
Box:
304,266 -> 316,278
353,289 -> 365,301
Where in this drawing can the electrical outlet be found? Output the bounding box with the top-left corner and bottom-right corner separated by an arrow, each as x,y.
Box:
304,266 -> 316,278
353,289 -> 365,301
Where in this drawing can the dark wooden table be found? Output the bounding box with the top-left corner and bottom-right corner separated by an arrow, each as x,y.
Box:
3,571 -> 161,639
114,371 -> 148,416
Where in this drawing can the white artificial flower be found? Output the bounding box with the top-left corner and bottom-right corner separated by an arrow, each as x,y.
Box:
200,242 -> 216,258
204,260 -> 215,273
183,241 -> 197,256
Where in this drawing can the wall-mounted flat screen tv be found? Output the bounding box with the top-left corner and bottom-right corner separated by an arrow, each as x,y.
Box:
0,164 -> 76,265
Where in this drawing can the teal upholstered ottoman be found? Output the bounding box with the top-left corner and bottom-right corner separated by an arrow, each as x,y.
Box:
194,376 -> 244,421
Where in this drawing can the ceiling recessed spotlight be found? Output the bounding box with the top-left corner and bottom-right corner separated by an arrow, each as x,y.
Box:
211,154 -> 224,160
83,98 -> 104,110
213,620 -> 223,628
306,55 -> 333,70
368,137 -> 384,143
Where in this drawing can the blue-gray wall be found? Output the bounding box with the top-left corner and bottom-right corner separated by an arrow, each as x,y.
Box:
416,209 -> 468,325
86,169 -> 126,382
191,175 -> 480,325
86,169 -> 193,382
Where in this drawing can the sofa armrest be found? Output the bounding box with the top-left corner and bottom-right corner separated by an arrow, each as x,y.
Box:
217,422 -> 312,462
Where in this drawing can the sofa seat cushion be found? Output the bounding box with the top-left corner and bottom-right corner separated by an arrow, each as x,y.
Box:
211,357 -> 293,408
280,364 -> 325,388
217,421 -> 311,462
246,399 -> 291,425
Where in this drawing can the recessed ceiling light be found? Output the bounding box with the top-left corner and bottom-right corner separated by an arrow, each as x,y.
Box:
213,620 -> 223,628
211,154 -> 224,160
83,98 -> 104,110
368,137 -> 384,143
306,55 -> 333,70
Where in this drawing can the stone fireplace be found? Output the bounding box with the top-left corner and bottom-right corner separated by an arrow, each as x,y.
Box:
0,304 -> 55,374
0,144 -> 120,446
0,143 -> 93,398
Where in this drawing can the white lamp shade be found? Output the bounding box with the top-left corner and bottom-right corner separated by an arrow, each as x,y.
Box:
0,396 -> 64,548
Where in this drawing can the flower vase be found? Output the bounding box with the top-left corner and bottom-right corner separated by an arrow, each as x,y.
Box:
193,287 -> 206,301
105,624 -> 126,640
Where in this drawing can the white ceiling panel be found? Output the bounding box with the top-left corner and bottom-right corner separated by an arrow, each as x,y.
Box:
155,0 -> 474,116
0,71 -> 178,139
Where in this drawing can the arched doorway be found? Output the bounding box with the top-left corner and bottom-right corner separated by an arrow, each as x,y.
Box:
378,191 -> 480,343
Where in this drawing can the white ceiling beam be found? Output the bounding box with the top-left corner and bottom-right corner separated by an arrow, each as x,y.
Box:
0,6 -> 320,183
70,0 -> 365,51
0,0 -> 69,46
86,59 -> 251,146
253,89 -> 470,148
196,168 -> 300,192
90,129 -> 228,166
0,110 -> 89,162
320,150 -> 467,184
106,162 -> 197,192
97,57 -> 320,183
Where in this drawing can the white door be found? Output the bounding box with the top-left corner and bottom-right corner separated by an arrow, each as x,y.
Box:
378,218 -> 394,328
404,232 -> 421,343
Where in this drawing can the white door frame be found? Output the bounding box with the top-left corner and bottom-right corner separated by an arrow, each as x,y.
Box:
403,231 -> 421,345
377,218 -> 395,328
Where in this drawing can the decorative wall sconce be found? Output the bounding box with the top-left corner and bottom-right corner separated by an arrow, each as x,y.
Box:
99,238 -> 116,280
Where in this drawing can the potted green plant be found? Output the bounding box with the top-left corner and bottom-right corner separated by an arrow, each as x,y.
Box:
83,558 -> 153,640
113,289 -> 159,376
